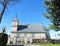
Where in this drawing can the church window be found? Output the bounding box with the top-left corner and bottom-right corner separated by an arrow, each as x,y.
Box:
16,34 -> 20,38
40,36 -> 41,39
24,33 -> 27,37
42,37 -> 45,39
24,33 -> 26,35
32,33 -> 35,37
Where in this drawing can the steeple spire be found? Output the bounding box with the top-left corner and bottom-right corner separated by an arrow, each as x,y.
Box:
13,14 -> 18,21
16,14 -> 17,19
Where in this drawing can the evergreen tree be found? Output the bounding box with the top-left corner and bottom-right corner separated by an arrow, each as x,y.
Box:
44,0 -> 60,31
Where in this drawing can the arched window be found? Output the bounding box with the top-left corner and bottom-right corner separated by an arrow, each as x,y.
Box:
16,34 -> 20,38
24,33 -> 27,37
32,33 -> 35,37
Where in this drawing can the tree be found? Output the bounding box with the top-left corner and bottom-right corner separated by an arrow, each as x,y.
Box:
44,0 -> 60,31
0,0 -> 20,23
2,27 -> 6,33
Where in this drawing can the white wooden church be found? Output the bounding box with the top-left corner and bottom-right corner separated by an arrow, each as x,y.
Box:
7,16 -> 50,44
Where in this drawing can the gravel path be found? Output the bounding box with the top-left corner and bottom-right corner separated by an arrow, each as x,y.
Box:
24,44 -> 40,46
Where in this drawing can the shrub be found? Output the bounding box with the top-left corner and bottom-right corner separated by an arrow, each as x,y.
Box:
0,33 -> 8,46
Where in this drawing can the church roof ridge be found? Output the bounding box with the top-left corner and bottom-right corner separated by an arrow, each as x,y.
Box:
18,24 -> 44,25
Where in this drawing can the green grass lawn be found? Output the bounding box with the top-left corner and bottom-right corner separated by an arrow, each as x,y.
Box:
41,44 -> 60,46
33,43 -> 60,46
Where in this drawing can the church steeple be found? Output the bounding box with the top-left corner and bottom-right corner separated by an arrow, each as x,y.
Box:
12,14 -> 18,27
16,14 -> 17,19
11,14 -> 18,32
13,14 -> 18,22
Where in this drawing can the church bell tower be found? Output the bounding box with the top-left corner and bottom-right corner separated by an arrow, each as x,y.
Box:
11,15 -> 18,32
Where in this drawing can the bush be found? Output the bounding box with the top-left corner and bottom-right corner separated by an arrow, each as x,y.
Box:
0,33 -> 8,46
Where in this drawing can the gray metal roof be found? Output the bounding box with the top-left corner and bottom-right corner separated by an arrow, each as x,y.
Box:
16,24 -> 47,33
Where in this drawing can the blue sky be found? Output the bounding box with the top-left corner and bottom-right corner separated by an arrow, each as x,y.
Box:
0,0 -> 60,39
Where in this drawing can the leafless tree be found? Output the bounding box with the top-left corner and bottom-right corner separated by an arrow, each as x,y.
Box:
0,0 -> 20,23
